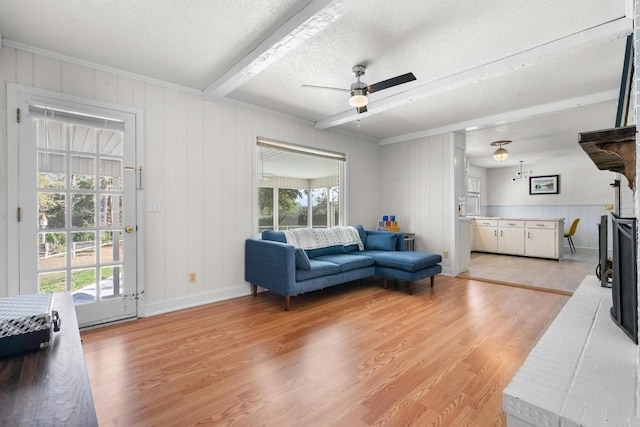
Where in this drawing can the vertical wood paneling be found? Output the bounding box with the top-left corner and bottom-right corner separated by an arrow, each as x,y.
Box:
33,54 -> 62,92
411,141 -> 420,229
94,70 -> 118,103
163,89 -> 188,298
583,205 -> 600,248
380,133 -> 453,271
428,134 -> 447,259
186,93 -> 205,293
235,104 -> 249,284
117,76 -> 135,107
143,84 -> 166,302
132,80 -> 145,110
0,51 -> 13,126
221,103 -> 237,285
0,48 -> 16,90
202,100 -> 223,292
61,62 -> 94,98
345,138 -> 381,228
15,49 -> 33,86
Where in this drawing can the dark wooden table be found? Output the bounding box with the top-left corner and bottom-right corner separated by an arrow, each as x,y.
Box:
0,292 -> 98,426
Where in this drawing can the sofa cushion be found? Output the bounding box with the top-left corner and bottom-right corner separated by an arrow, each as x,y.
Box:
306,244 -> 346,259
296,260 -> 341,281
313,253 -> 374,272
365,233 -> 397,251
261,230 -> 286,243
372,251 -> 442,272
295,248 -> 311,270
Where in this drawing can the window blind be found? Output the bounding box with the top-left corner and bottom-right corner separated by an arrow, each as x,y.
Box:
257,137 -> 346,161
29,104 -> 126,132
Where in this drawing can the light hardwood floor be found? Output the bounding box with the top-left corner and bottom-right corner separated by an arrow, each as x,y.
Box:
81,276 -> 569,426
458,247 -> 599,295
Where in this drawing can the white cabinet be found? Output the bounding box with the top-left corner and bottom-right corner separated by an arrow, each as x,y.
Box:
474,219 -> 498,253
525,221 -> 563,259
472,218 -> 564,259
498,220 -> 525,255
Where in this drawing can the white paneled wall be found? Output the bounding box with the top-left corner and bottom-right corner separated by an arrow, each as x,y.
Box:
0,46 -> 383,308
479,155 -> 617,251
380,134 -> 454,275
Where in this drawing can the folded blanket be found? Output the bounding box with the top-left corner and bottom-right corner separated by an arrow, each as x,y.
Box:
283,226 -> 364,251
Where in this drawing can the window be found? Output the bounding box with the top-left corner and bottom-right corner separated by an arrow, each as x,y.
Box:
279,188 -> 307,230
258,187 -> 274,231
257,138 -> 345,232
467,176 -> 481,216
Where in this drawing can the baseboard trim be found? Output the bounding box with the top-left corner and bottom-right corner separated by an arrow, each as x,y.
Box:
143,284 -> 252,317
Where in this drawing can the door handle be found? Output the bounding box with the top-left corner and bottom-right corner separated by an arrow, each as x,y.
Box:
125,225 -> 134,233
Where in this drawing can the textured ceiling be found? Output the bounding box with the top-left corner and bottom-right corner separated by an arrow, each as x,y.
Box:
0,0 -> 632,170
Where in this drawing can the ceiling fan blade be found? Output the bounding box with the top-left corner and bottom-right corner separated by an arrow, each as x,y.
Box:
367,72 -> 416,94
356,105 -> 367,114
301,84 -> 349,93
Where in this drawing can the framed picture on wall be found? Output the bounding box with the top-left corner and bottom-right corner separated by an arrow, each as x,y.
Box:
529,175 -> 559,195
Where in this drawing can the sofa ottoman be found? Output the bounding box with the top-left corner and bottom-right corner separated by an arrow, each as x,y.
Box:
365,250 -> 443,294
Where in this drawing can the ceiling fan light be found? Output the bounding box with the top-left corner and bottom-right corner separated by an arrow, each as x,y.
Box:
349,88 -> 368,108
493,147 -> 509,161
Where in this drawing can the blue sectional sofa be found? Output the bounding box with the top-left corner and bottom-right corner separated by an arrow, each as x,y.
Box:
244,225 -> 442,310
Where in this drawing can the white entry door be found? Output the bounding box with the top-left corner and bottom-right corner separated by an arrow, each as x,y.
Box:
11,87 -> 141,328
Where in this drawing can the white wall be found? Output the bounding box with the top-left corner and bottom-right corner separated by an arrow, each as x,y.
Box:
380,133 -> 455,275
0,46 -> 383,307
486,156 -> 615,206
478,156 -> 616,250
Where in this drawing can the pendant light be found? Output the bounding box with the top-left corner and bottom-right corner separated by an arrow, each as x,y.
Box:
490,140 -> 511,161
511,160 -> 532,181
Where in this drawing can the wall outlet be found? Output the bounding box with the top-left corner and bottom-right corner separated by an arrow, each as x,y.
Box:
188,272 -> 196,283
443,251 -> 449,259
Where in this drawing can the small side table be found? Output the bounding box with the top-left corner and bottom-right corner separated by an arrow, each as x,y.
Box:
403,233 -> 415,251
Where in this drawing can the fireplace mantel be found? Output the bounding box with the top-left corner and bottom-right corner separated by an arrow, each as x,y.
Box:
578,125 -> 636,191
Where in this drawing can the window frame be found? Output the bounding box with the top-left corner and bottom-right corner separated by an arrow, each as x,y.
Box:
255,137 -> 345,234
467,176 -> 481,216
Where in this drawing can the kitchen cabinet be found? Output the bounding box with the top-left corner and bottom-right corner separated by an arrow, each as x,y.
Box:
525,220 -> 563,259
472,217 -> 564,259
474,219 -> 498,253
498,220 -> 525,256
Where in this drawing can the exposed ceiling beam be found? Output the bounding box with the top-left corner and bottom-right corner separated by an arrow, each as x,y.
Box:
378,90 -> 618,145
315,17 -> 633,130
202,0 -> 356,100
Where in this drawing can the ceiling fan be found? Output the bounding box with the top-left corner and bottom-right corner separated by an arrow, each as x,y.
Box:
302,65 -> 416,113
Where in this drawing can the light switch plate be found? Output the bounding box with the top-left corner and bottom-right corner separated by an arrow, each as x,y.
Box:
148,201 -> 161,212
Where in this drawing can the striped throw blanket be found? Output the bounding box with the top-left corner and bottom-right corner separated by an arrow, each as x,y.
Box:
283,226 -> 364,251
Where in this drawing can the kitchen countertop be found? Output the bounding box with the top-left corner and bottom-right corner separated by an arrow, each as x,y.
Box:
472,216 -> 565,222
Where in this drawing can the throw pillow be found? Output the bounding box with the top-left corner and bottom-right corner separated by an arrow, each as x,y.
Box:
365,233 -> 397,251
355,224 -> 367,246
295,248 -> 311,270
